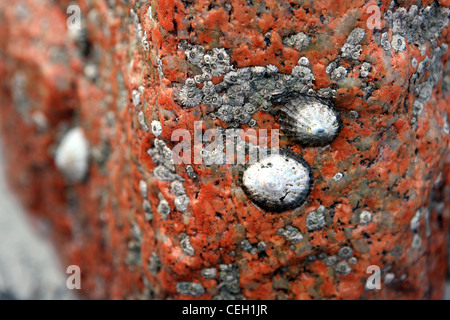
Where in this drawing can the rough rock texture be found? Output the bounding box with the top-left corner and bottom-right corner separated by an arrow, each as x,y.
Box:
0,0 -> 450,300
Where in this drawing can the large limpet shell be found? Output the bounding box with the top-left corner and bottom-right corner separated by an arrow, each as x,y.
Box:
240,153 -> 312,212
280,96 -> 342,147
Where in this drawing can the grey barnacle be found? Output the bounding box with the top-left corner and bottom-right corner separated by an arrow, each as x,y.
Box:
179,84 -> 203,107
185,45 -> 205,66
216,105 -> 234,122
240,153 -> 313,212
279,96 -> 342,147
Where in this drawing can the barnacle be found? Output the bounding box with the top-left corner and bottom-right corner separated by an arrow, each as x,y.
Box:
250,66 -> 267,78
223,71 -> 242,85
153,165 -> 179,181
240,153 -> 313,212
298,56 -> 309,66
217,104 -> 234,122
283,32 -> 310,50
243,103 -> 258,115
266,64 -> 279,75
277,226 -> 304,244
151,120 -> 162,137
179,84 -> 203,107
360,62 -> 372,78
380,32 -> 392,51
185,45 -> 205,66
170,180 -> 186,196
317,87 -> 336,99
203,93 -> 223,109
235,112 -> 252,124
331,66 -> 348,81
335,261 -> 352,275
341,28 -> 365,59
211,48 -> 230,64
346,28 -> 365,46
324,255 -> 338,266
338,246 -> 354,259
157,194 -> 171,219
292,66 -> 315,83
359,210 -> 372,225
176,282 -> 205,297
201,268 -> 217,279
392,34 -> 407,52
280,96 -> 342,147
306,206 -> 326,230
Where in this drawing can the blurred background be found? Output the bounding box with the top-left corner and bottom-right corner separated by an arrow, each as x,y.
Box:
0,139 -> 75,299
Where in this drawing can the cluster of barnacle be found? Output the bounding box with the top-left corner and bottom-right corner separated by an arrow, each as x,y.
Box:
176,282 -> 205,297
340,28 -> 365,60
143,120 -> 192,218
171,180 -> 190,212
410,208 -> 431,250
359,62 -> 372,78
326,28 -> 366,82
139,180 -> 153,221
178,41 -> 339,129
125,222 -> 143,267
130,8 -> 143,43
409,43 -> 448,120
282,32 -> 311,51
320,246 -> 356,276
277,226 -> 304,246
212,264 -> 244,300
147,138 -> 181,181
177,41 -> 344,212
178,264 -> 244,299
305,206 -> 327,231
384,2 -> 449,55
240,239 -> 267,255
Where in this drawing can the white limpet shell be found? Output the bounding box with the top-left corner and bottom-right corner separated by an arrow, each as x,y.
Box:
280,96 -> 342,147
241,153 -> 312,212
55,127 -> 89,182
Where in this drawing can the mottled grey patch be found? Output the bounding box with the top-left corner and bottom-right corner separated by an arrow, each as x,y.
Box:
157,193 -> 170,219
340,28 -> 365,59
335,261 -> 351,275
180,234 -> 195,256
148,252 -> 161,276
359,210 -> 372,226
278,226 -> 303,244
176,282 -> 205,297
213,264 -> 244,300
283,32 -> 310,50
306,206 -> 326,231
360,62 -> 372,78
201,268 -> 217,279
338,246 -> 354,259
324,255 -> 338,266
